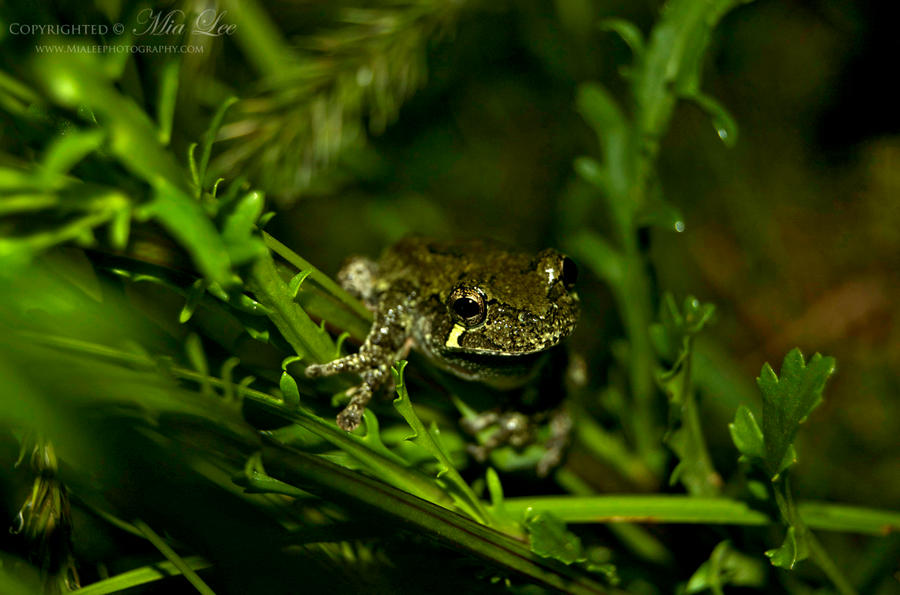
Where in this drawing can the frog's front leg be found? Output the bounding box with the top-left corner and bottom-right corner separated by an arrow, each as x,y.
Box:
305,303 -> 410,431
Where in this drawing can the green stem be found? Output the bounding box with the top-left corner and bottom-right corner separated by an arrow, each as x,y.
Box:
502,495 -> 900,535
504,495 -> 770,526
133,519 -> 215,595
618,240 -> 661,468
807,533 -> 858,595
570,404 -> 656,489
261,445 -> 613,595
672,335 -> 720,496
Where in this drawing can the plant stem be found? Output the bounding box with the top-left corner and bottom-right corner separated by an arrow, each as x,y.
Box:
261,445 -> 614,595
618,242 -> 661,467
133,519 -> 215,595
807,533 -> 858,595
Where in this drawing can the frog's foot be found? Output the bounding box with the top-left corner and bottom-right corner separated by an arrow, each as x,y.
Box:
306,353 -> 393,431
335,385 -> 373,431
535,407 -> 572,477
462,411 -> 533,463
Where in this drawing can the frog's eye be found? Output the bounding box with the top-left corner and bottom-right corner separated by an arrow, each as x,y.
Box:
561,256 -> 578,289
449,288 -> 486,327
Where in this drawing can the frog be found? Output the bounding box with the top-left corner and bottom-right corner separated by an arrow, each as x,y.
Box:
305,237 -> 580,474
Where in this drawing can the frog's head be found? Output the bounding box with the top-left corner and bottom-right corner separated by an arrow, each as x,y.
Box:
424,246 -> 580,383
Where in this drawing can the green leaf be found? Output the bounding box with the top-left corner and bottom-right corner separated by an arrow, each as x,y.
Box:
685,92 -> 739,147
391,361 -> 491,526
567,231 -> 624,287
576,83 -> 632,203
71,557 -> 211,595
198,96 -> 239,188
279,372 -> 301,409
765,526 -> 808,570
729,405 -> 764,461
685,541 -> 766,595
179,279 -> 207,324
140,182 -> 234,287
184,334 -> 212,396
156,59 -> 180,146
41,128 -> 106,178
523,509 -> 585,566
220,190 -> 267,266
598,18 -> 645,61
757,348 -> 836,479
289,270 -> 313,298
655,294 -> 719,496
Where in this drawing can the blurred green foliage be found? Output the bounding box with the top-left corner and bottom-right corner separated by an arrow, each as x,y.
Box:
1,0 -> 899,593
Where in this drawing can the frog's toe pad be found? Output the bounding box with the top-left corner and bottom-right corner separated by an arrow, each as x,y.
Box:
466,444 -> 490,463
337,404 -> 363,431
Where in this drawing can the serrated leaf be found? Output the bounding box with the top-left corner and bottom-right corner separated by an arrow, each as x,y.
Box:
765,526 -> 808,570
758,348 -> 835,479
391,361 -> 490,525
523,509 -> 585,565
729,405 -> 764,461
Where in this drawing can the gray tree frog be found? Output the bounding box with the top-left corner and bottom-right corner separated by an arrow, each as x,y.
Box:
305,237 -> 580,472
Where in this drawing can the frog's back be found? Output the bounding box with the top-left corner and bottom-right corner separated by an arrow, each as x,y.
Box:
378,237 -> 525,292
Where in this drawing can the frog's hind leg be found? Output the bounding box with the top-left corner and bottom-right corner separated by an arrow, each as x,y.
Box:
536,406 -> 573,477
462,411 -> 533,463
460,406 -> 572,477
337,256 -> 379,309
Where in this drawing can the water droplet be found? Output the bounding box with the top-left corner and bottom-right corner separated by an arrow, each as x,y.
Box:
717,128 -> 728,141
674,220 -> 685,233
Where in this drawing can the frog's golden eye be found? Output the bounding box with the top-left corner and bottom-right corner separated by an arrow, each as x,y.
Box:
561,256 -> 578,289
449,288 -> 486,327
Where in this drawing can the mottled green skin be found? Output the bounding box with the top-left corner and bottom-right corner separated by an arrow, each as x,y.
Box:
306,237 -> 580,432
376,238 -> 580,383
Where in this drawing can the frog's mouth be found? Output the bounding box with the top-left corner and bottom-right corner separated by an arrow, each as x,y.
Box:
432,349 -> 550,387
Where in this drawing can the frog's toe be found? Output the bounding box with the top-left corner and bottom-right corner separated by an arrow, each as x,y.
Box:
306,361 -> 343,378
466,443 -> 490,463
336,403 -> 363,431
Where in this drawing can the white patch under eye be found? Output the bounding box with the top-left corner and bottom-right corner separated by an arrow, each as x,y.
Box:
545,265 -> 558,284
445,323 -> 467,348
